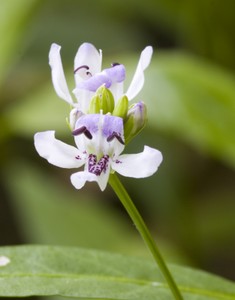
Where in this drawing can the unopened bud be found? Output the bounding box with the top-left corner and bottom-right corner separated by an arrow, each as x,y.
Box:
88,85 -> 114,114
67,108 -> 84,130
112,95 -> 128,119
124,101 -> 147,144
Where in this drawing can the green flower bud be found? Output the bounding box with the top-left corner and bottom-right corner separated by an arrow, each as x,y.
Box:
88,94 -> 100,114
88,85 -> 114,114
124,101 -> 147,144
112,95 -> 129,119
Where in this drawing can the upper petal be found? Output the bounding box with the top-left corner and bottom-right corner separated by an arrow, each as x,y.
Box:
109,82 -> 124,102
49,43 -> 74,104
75,64 -> 125,93
72,88 -> 95,113
34,131 -> 85,169
103,64 -> 126,83
75,72 -> 112,92
125,46 -> 153,100
74,43 -> 102,85
112,145 -> 162,178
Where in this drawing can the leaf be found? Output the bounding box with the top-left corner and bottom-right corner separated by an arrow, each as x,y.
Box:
0,0 -> 40,84
0,245 -> 235,299
142,51 -> 235,168
5,160 -> 146,256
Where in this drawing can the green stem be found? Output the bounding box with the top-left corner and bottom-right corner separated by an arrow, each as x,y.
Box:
109,173 -> 183,300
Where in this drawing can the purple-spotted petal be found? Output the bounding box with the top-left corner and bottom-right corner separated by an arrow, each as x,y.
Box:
74,43 -> 102,85
49,43 -> 74,104
112,146 -> 162,178
126,46 -> 153,100
34,131 -> 85,168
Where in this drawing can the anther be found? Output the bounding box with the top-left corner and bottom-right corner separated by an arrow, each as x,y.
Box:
111,62 -> 120,67
107,132 -> 125,145
74,65 -> 90,74
72,126 -> 92,139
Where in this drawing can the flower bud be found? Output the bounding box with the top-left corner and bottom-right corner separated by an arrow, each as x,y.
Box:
112,95 -> 128,119
124,101 -> 147,144
88,85 -> 114,114
67,108 -> 84,130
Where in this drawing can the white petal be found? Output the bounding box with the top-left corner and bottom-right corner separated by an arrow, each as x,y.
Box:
112,145 -> 162,178
70,163 -> 111,191
109,82 -> 124,102
34,131 -> 85,168
70,171 -> 97,190
96,164 -> 111,191
73,88 -> 95,113
49,43 -> 74,104
74,43 -> 102,85
125,46 -> 153,100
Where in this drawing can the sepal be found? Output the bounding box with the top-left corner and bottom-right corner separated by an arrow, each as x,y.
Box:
124,101 -> 147,144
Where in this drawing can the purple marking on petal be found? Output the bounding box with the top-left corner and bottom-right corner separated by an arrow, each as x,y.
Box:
75,64 -> 125,92
75,114 -> 100,134
102,115 -> 124,138
76,73 -> 112,92
103,64 -> 126,83
88,154 -> 109,176
115,159 -> 122,164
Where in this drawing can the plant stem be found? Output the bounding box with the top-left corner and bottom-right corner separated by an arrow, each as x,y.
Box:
109,173 -> 183,300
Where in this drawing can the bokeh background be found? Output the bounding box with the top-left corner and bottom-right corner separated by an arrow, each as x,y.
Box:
1,0 -> 235,282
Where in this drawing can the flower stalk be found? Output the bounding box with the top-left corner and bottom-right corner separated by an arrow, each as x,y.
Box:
109,173 -> 183,300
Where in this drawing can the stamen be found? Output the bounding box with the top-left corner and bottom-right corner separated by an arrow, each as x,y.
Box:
72,126 -> 93,139
111,62 -> 120,67
74,65 -> 90,74
107,132 -> 125,145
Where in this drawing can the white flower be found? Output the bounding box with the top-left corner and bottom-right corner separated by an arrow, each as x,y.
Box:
34,113 -> 162,191
49,42 -> 153,113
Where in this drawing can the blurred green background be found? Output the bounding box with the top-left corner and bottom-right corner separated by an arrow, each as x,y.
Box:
1,0 -> 235,282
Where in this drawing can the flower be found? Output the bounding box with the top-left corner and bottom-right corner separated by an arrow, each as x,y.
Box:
49,42 -> 153,113
34,113 -> 162,191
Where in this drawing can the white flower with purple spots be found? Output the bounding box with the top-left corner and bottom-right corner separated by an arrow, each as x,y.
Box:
49,42 -> 153,112
34,113 -> 162,191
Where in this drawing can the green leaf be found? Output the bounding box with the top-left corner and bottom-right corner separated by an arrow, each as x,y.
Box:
0,0 -> 40,84
0,245 -> 235,299
5,161 -> 146,256
143,51 -> 235,168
